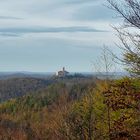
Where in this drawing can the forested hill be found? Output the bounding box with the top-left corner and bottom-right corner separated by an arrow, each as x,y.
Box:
0,77 -> 139,139
0,78 -> 50,102
0,76 -> 94,103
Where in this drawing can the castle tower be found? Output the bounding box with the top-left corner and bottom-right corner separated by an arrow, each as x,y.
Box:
56,67 -> 69,77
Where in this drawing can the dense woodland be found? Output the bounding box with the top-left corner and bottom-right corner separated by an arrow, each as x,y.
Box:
0,0 -> 140,139
0,77 -> 140,140
0,78 -> 50,102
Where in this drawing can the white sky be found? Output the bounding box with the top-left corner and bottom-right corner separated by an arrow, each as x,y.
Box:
0,0 -> 122,72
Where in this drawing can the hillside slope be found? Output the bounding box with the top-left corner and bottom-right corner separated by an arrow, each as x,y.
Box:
0,78 -> 50,102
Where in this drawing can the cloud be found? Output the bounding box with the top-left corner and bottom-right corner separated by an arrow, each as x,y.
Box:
57,0 -> 99,5
71,1 -> 115,21
0,16 -> 22,20
0,33 -> 20,37
0,0 -> 105,20
0,26 -> 107,37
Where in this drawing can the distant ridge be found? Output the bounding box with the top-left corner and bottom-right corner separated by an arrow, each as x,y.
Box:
0,71 -> 129,80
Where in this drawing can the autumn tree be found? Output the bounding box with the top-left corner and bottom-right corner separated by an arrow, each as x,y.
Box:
102,78 -> 140,139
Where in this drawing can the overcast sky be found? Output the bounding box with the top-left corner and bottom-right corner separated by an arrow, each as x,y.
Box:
0,0 -> 121,72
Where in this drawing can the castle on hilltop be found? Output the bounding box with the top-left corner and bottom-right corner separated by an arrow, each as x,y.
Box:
56,67 -> 69,77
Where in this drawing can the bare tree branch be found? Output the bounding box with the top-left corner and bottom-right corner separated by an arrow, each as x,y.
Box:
107,0 -> 140,77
